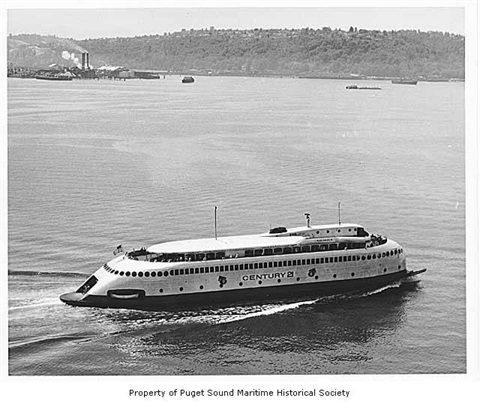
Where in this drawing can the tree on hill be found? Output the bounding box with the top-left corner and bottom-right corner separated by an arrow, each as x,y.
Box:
7,28 -> 465,78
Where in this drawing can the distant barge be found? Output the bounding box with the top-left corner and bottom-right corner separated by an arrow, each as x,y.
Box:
346,85 -> 381,90
391,79 -> 418,85
35,75 -> 72,81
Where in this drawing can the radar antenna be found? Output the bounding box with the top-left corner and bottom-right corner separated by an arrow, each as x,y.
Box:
304,212 -> 311,227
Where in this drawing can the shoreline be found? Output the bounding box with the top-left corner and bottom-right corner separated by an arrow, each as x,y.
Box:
7,72 -> 464,82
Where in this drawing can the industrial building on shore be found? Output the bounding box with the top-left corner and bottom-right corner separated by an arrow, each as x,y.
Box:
8,51 -> 165,80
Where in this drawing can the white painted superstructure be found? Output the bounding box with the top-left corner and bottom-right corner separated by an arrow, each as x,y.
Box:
60,221 -> 421,310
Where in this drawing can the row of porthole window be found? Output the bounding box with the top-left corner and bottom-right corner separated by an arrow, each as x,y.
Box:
158,274 -> 335,293
313,227 -> 364,235
104,248 -> 403,278
157,268 -> 394,293
321,228 -> 353,234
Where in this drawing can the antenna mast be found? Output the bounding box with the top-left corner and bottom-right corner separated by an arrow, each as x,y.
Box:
338,202 -> 341,225
214,206 -> 218,240
304,212 -> 311,227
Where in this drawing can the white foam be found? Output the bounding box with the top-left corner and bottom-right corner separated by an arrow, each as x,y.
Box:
359,281 -> 402,297
9,299 -> 62,311
214,298 -> 320,324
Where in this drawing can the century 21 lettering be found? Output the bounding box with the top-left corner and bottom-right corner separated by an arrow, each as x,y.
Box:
242,271 -> 294,281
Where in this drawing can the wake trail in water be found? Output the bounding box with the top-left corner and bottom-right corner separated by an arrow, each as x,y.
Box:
8,270 -> 88,278
9,332 -> 96,353
358,281 -> 402,297
120,298 -> 323,328
9,298 -> 62,311
201,298 -> 321,325
326,281 -> 403,302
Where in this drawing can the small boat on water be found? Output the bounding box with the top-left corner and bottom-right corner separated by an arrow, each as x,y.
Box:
182,76 -> 195,83
60,213 -> 426,311
391,79 -> 418,85
346,85 -> 381,90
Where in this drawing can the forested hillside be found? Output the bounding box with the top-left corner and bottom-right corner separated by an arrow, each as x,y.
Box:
8,27 -> 465,78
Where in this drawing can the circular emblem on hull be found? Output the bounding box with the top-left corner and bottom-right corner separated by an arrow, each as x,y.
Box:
218,276 -> 227,288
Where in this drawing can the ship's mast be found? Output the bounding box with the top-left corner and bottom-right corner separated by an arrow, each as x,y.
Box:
214,206 -> 218,240
338,202 -> 341,225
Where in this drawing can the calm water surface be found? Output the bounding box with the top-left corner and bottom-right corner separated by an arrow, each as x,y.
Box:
7,76 -> 465,375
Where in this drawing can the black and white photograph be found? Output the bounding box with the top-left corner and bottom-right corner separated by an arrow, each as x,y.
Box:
1,1 -> 478,403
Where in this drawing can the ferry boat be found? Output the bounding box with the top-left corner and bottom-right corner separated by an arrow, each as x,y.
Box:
60,217 -> 426,311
